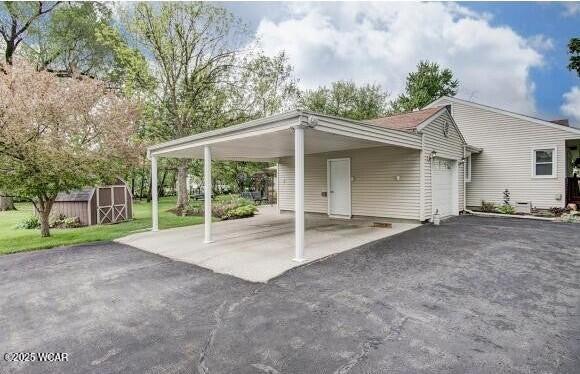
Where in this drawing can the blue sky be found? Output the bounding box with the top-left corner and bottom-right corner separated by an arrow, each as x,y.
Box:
224,2 -> 580,126
466,2 -> 578,120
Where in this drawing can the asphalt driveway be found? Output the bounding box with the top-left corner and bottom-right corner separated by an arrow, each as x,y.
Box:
1,216 -> 579,373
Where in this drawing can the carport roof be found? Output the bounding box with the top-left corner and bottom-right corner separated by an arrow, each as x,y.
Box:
147,110 -> 424,161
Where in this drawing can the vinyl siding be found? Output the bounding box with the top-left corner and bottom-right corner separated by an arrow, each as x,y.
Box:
421,111 -> 465,219
441,99 -> 578,208
278,146 -> 421,220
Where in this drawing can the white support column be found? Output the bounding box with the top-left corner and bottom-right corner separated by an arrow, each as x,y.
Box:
151,155 -> 159,232
204,145 -> 213,243
293,126 -> 305,261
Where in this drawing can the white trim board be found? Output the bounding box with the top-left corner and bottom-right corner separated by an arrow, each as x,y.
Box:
148,110 -> 423,159
415,106 -> 467,145
531,147 -> 557,179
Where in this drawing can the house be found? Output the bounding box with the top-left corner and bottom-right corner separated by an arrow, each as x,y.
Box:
426,96 -> 580,210
147,106 -> 470,260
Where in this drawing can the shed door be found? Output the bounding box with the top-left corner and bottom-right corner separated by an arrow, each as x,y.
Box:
327,158 -> 351,217
432,157 -> 456,218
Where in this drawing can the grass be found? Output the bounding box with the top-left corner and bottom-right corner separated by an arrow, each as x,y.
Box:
0,197 -> 204,255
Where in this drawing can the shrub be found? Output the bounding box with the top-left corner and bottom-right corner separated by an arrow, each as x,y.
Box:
560,212 -> 580,223
481,201 -> 496,213
51,215 -> 82,229
496,204 -> 516,215
16,216 -> 40,229
222,204 -> 257,220
178,194 -> 257,220
214,194 -> 253,206
548,207 -> 568,217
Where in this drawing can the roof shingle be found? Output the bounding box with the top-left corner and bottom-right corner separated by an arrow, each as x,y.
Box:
367,107 -> 445,131
55,188 -> 94,202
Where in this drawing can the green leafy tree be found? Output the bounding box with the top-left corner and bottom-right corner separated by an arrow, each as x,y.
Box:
125,2 -> 245,210
391,60 -> 459,113
0,1 -> 60,65
569,38 -> 580,77
231,51 -> 299,119
19,2 -> 150,88
298,80 -> 389,120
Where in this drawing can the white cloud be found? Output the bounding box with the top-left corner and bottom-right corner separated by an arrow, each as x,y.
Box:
254,2 -> 547,114
563,3 -> 580,17
527,35 -> 554,52
561,86 -> 580,127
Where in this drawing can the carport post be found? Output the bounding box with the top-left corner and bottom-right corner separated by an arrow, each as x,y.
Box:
151,155 -> 158,232
204,145 -> 213,243
294,125 -> 305,261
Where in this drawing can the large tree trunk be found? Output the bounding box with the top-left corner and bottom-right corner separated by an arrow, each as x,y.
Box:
5,41 -> 15,65
147,178 -> 152,203
176,159 -> 189,210
36,198 -> 54,238
139,172 -> 146,201
159,169 -> 168,197
0,194 -> 16,211
39,210 -> 51,237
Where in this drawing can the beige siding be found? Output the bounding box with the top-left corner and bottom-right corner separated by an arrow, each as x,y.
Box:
421,111 -> 465,218
278,146 -> 421,220
441,99 -> 577,208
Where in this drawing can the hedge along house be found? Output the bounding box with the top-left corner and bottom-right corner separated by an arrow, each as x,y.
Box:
147,106 -> 468,261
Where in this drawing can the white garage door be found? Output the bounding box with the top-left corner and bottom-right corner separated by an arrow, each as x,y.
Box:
432,158 -> 456,218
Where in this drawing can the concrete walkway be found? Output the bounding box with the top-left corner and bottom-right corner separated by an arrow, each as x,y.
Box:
116,206 -> 419,282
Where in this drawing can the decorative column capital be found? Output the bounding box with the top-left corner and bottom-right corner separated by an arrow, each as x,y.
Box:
293,115 -> 318,131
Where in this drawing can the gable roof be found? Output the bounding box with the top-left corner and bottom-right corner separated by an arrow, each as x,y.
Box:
55,188 -> 95,202
148,109 -> 424,158
426,96 -> 580,135
366,107 -> 447,131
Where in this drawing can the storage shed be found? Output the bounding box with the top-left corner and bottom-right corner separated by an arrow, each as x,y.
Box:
50,181 -> 133,226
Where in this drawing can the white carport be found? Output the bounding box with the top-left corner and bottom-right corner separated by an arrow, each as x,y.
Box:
147,110 -> 422,261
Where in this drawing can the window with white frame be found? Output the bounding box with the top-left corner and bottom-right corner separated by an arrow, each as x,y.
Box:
532,148 -> 556,178
464,155 -> 471,182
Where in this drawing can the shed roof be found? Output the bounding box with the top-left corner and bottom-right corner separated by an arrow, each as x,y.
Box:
366,107 -> 446,131
55,188 -> 94,202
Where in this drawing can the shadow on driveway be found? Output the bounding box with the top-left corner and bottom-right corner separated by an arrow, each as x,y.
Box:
1,216 -> 579,373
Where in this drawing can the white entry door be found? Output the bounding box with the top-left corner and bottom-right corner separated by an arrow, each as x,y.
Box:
327,158 -> 351,217
432,157 -> 457,218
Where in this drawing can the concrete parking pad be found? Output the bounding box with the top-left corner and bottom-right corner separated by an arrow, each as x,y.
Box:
116,206 -> 419,282
0,216 -> 579,373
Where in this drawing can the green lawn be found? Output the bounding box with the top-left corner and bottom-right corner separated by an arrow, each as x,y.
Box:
0,197 -> 203,255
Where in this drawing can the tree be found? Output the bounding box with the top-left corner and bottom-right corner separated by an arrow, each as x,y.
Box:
391,60 -> 459,113
569,38 -> 580,77
0,1 -> 60,210
229,51 -> 299,120
0,1 -> 60,65
125,2 -> 245,211
0,62 -> 139,237
298,80 -> 389,120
